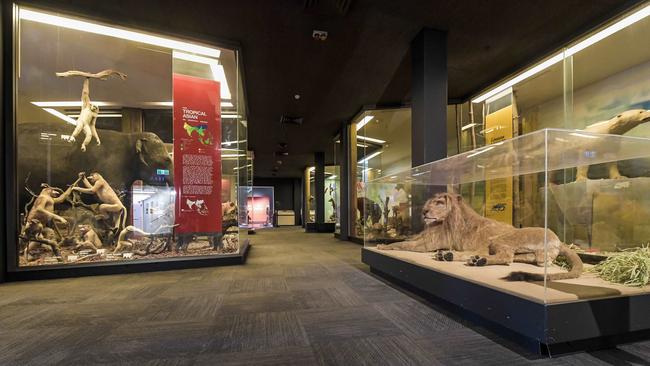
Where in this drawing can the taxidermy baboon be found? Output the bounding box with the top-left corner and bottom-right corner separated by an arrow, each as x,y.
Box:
74,224 -> 103,252
73,172 -> 126,232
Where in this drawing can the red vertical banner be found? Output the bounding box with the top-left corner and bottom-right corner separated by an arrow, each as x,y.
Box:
173,74 -> 222,234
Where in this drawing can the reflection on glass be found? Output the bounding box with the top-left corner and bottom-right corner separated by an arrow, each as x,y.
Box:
15,7 -> 245,267
352,108 -> 411,240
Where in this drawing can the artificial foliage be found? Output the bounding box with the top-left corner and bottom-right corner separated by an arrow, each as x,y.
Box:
590,246 -> 650,287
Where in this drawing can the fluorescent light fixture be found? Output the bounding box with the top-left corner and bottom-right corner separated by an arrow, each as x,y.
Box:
221,102 -> 234,108
466,146 -> 495,158
222,114 -> 242,119
68,113 -> 122,118
471,4 -> 650,104
471,53 -> 563,104
358,151 -> 382,164
461,123 -> 478,131
222,154 -> 246,157
485,87 -> 513,104
32,101 -> 112,107
43,108 -> 76,125
569,132 -> 600,139
355,115 -> 374,131
357,135 -> 386,144
221,139 -> 247,146
19,8 -> 221,58
234,164 -> 253,170
144,101 -> 173,107
173,51 -> 231,99
308,167 -> 315,172
565,4 -> 650,57
328,175 -> 337,179
357,143 -> 368,148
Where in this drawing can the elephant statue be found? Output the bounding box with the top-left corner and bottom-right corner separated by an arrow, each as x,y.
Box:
16,122 -> 174,209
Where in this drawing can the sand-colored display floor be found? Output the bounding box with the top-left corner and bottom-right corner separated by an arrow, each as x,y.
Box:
367,247 -> 650,304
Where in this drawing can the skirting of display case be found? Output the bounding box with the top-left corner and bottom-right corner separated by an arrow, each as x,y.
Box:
362,248 -> 650,355
6,241 -> 251,282
305,222 -> 335,233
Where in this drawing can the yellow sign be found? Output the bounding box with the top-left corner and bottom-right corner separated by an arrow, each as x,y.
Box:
485,105 -> 513,224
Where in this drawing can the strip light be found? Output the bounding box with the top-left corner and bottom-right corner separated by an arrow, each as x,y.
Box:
355,115 -> 374,131
466,146 -> 495,159
19,8 -> 221,58
357,135 -> 386,144
43,108 -> 76,125
461,123 -> 478,131
32,101 -> 112,107
358,151 -> 382,164
471,4 -> 650,104
68,113 -> 122,118
173,51 -> 231,99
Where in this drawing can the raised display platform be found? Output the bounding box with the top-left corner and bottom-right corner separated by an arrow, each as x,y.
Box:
7,241 -> 251,281
363,247 -> 650,355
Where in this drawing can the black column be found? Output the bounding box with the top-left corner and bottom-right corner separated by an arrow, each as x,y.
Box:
411,28 -> 447,232
0,0 -> 6,283
339,123 -> 350,240
314,151 -> 325,225
411,28 -> 447,167
293,178 -> 301,226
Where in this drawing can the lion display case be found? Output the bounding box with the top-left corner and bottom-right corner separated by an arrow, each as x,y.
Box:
5,5 -> 250,279
362,128 -> 650,354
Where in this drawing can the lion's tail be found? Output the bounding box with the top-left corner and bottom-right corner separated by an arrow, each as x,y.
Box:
505,244 -> 583,281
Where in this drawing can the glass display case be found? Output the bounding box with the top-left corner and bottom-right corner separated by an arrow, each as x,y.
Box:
353,108 -> 412,240
325,166 -> 340,225
365,128 -> 650,304
237,186 -> 274,229
12,6 -> 247,269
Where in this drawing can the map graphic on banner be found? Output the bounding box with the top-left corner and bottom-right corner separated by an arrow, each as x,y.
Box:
173,74 -> 222,234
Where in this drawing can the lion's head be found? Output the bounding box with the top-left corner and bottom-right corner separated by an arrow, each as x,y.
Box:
422,192 -> 462,226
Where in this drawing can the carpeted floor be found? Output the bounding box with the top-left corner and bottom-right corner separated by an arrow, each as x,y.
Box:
1,226 -> 649,365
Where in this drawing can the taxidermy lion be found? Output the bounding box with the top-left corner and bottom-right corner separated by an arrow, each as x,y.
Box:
377,193 -> 583,281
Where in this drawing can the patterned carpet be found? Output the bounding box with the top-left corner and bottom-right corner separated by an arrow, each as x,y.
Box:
1,226 -> 649,365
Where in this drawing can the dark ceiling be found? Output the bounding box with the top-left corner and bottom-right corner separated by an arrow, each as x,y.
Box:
25,0 -> 643,178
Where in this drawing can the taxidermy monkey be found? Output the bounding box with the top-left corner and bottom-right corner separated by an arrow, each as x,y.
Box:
22,218 -> 60,261
74,224 -> 103,252
55,69 -> 127,152
23,180 -> 78,237
73,172 -> 127,232
576,109 -> 650,181
114,225 -> 150,254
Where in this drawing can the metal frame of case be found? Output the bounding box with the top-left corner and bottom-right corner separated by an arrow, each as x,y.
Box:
1,2 -> 251,281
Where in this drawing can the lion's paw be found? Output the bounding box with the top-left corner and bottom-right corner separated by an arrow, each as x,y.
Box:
467,255 -> 487,266
434,250 -> 453,261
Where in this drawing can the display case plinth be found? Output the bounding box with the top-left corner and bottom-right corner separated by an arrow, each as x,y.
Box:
362,247 -> 650,355
7,241 -> 251,282
305,222 -> 335,233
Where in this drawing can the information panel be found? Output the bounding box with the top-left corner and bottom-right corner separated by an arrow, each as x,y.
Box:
173,74 -> 222,234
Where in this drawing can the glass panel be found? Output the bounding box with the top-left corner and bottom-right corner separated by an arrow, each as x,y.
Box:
15,6 -> 244,267
353,108 -> 412,240
365,129 -> 650,304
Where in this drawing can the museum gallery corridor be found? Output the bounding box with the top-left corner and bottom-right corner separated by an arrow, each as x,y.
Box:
0,226 -> 649,365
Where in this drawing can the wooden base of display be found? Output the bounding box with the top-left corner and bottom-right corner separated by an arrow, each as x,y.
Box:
6,241 -> 251,282
362,247 -> 650,356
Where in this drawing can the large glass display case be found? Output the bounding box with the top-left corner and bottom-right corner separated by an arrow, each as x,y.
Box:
352,108 -> 412,240
365,128 -> 650,304
237,186 -> 274,229
12,6 -> 248,269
